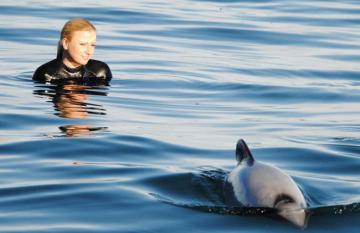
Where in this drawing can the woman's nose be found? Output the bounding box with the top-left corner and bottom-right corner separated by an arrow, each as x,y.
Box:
85,45 -> 93,54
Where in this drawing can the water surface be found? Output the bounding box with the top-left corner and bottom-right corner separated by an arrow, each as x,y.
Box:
0,0 -> 359,232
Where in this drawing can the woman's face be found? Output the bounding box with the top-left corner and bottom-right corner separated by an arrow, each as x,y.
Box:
62,30 -> 96,68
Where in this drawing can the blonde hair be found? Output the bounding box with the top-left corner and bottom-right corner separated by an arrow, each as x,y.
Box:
57,18 -> 96,59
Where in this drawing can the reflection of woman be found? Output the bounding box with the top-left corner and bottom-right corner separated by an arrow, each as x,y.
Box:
33,84 -> 108,118
54,84 -> 89,119
55,85 -> 108,137
33,18 -> 112,84
33,83 -> 109,137
59,125 -> 106,137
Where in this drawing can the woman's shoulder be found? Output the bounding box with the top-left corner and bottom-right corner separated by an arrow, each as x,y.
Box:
86,59 -> 112,80
32,59 -> 62,81
87,59 -> 111,70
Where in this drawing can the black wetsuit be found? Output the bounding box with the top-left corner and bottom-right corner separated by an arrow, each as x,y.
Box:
33,58 -> 112,85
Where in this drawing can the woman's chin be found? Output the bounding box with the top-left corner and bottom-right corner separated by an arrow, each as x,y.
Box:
82,59 -> 90,65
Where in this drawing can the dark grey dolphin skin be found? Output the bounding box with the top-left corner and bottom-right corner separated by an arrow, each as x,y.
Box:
224,139 -> 308,228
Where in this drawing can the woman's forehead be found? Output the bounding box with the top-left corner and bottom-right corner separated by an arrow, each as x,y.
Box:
71,30 -> 96,40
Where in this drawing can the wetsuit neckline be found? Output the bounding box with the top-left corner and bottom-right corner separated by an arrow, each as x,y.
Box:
63,63 -> 84,73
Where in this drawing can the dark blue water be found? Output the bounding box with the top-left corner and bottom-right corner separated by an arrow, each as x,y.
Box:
0,0 -> 359,232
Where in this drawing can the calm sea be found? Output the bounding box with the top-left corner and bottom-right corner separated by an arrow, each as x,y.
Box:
0,0 -> 359,232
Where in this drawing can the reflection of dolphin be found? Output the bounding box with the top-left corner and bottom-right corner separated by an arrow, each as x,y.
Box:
224,139 -> 308,228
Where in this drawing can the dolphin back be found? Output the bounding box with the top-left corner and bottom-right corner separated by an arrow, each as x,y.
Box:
236,139 -> 255,165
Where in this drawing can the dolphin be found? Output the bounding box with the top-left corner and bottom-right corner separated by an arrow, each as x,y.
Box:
224,139 -> 308,228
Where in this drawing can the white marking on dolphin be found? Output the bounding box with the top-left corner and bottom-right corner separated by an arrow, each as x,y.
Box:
224,139 -> 309,228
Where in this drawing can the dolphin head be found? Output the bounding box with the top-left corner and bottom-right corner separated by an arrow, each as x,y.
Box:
229,139 -> 310,228
274,194 -> 309,229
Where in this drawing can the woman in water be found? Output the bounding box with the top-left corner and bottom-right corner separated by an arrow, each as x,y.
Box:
33,18 -> 112,84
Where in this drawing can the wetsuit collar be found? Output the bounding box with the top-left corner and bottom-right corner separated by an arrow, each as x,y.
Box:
63,64 -> 83,73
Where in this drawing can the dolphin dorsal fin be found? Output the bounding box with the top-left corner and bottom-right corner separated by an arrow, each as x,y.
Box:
236,139 -> 255,165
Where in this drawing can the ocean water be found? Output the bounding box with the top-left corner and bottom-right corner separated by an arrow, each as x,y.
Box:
0,0 -> 359,232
